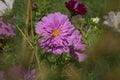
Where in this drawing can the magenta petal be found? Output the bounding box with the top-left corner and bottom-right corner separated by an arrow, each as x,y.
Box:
53,48 -> 64,55
0,71 -> 5,80
68,29 -> 86,62
75,52 -> 86,62
0,18 -> 15,38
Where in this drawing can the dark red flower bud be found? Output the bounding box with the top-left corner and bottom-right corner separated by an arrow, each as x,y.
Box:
65,0 -> 87,16
32,3 -> 38,10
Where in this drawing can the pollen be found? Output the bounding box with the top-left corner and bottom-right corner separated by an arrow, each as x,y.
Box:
53,30 -> 59,37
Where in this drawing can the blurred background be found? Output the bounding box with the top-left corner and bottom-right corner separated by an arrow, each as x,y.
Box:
0,0 -> 120,80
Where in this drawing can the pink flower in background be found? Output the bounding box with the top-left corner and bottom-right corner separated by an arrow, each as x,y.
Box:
65,0 -> 87,16
103,15 -> 111,26
7,65 -> 40,80
0,71 -> 5,80
0,18 -> 15,39
35,12 -> 74,54
68,30 -> 86,62
0,65 -> 40,80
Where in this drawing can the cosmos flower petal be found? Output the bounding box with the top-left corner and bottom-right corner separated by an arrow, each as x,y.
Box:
0,18 -> 15,38
53,48 -> 64,55
0,1 -> 7,16
117,12 -> 120,17
104,11 -> 120,32
0,0 -> 14,16
75,52 -> 86,62
4,0 -> 14,9
68,30 -> 81,45
108,11 -> 116,22
68,30 -> 86,61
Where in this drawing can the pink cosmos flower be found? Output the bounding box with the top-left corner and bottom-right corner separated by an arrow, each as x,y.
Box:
0,71 -> 5,80
68,30 -> 86,62
0,18 -> 15,39
7,65 -> 40,80
35,12 -> 74,54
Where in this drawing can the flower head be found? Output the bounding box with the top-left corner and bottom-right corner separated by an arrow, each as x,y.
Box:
68,30 -> 86,62
7,65 -> 23,79
65,0 -> 87,16
0,18 -> 15,39
0,71 -> 5,80
32,3 -> 38,10
103,11 -> 120,32
35,12 -> 74,54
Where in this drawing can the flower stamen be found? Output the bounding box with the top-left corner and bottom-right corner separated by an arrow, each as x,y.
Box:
53,30 -> 59,37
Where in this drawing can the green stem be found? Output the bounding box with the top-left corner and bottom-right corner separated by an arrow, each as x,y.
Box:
34,44 -> 40,70
29,43 -> 40,70
85,19 -> 92,38
85,25 -> 92,38
69,13 -> 73,21
31,6 -> 34,38
16,25 -> 34,49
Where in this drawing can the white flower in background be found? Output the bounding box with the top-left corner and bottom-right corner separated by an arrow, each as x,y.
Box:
91,17 -> 100,24
0,0 -> 14,16
103,11 -> 120,32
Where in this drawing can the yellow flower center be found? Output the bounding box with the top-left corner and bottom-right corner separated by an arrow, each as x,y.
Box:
53,30 -> 59,37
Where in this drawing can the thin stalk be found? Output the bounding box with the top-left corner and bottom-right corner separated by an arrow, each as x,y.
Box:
22,0 -> 31,48
69,13 -> 73,21
16,25 -> 34,49
29,48 -> 35,69
0,39 -> 3,52
25,0 -> 31,34
34,44 -> 40,70
30,7 -> 34,38
85,19 -> 92,38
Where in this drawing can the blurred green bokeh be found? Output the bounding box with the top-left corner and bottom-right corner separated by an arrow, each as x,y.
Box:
103,0 -> 120,14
